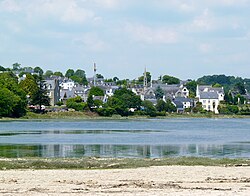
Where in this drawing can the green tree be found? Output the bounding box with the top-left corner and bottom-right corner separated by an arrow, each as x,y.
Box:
0,65 -> 6,71
44,70 -> 53,78
96,73 -> 104,79
165,99 -> 177,112
19,74 -> 38,101
142,100 -> 157,117
154,86 -> 164,100
66,96 -> 87,111
12,63 -> 21,71
162,75 -> 180,84
65,69 -> 75,78
0,88 -> 21,117
107,88 -> 141,116
31,75 -> 50,111
89,86 -> 104,97
156,99 -> 167,112
113,77 -> 119,82
34,66 -> 44,75
87,87 -> 104,110
0,72 -> 27,117
234,82 -> 246,95
185,80 -> 197,97
75,69 -> 86,78
53,71 -> 64,77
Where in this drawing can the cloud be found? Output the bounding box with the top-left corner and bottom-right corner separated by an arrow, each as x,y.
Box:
72,33 -> 107,52
199,43 -> 213,53
0,0 -> 95,24
126,24 -> 178,44
191,9 -> 215,31
0,0 -> 21,12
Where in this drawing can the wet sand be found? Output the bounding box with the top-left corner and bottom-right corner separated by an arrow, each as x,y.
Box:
0,166 -> 250,195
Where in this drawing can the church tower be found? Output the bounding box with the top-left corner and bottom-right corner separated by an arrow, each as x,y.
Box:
143,67 -> 147,90
93,62 -> 97,87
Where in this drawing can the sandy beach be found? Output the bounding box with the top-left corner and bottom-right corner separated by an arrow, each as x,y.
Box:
0,166 -> 249,195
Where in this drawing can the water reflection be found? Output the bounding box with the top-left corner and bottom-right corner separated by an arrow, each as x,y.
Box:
0,144 -> 249,158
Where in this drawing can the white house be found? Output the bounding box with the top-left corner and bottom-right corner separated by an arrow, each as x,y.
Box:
60,78 -> 75,90
196,85 -> 225,114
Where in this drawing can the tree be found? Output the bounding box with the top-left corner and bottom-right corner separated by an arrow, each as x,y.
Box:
0,88 -> 21,117
154,86 -> 164,100
65,69 -> 75,78
66,96 -> 87,111
44,70 -> 53,78
34,67 -> 44,75
156,99 -> 167,112
12,63 -> 21,71
162,75 -> 180,84
75,69 -> 86,78
19,74 -> 38,101
70,75 -> 88,85
31,75 -> 50,111
53,71 -> 64,77
107,88 -> 142,116
185,80 -> 197,97
88,86 -> 104,97
87,86 -> 104,110
142,100 -> 157,117
165,99 -> 177,112
0,65 -> 6,71
0,72 -> 27,117
113,77 -> 119,82
234,82 -> 246,95
96,73 -> 104,79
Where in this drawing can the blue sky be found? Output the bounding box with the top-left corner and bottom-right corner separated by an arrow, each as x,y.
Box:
0,0 -> 250,80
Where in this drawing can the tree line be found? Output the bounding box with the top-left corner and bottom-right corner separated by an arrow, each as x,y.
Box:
0,63 -> 250,118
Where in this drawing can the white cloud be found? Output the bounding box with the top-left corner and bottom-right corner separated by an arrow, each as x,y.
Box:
126,24 -> 178,44
0,0 -> 21,12
73,33 -> 107,52
199,43 -> 213,53
191,9 -> 215,31
1,0 -> 95,24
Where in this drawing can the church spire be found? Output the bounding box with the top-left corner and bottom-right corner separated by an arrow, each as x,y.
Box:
93,62 -> 97,87
143,67 -> 147,89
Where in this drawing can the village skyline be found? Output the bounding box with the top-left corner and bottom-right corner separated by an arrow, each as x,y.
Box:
1,1 -> 250,79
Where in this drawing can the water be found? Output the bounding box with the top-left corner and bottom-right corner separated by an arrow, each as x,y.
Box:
0,118 -> 249,158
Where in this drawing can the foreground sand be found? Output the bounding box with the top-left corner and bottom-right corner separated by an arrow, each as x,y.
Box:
0,166 -> 250,196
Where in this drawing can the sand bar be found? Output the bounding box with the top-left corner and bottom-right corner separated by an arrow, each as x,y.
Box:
0,166 -> 250,195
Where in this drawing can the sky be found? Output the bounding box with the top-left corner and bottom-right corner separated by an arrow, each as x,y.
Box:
0,0 -> 250,80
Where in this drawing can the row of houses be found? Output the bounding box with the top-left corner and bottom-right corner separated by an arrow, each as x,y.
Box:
44,76 -> 228,114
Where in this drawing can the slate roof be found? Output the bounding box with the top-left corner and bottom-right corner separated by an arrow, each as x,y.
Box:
172,100 -> 184,109
173,97 -> 193,103
200,92 -> 219,99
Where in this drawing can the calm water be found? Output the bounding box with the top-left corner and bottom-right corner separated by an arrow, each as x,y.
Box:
0,118 -> 249,158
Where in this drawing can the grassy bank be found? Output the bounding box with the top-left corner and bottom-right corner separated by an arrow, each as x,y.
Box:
0,157 -> 249,170
18,111 -> 250,120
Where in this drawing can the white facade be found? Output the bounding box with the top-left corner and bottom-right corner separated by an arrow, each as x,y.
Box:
60,80 -> 75,90
196,85 -> 224,114
200,98 -> 220,114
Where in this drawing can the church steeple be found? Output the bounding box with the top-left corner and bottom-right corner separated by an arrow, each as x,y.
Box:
143,67 -> 147,89
93,62 -> 97,87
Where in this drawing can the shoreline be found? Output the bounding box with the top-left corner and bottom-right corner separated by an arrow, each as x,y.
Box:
1,111 -> 250,121
1,157 -> 249,170
1,165 -> 250,195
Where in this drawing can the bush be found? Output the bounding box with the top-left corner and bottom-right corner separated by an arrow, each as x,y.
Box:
97,107 -> 115,117
66,97 -> 87,111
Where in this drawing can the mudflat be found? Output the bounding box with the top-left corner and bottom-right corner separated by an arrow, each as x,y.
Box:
0,166 -> 249,195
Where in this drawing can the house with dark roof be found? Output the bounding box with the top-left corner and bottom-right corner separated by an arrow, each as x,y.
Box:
172,97 -> 195,113
196,85 -> 225,114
